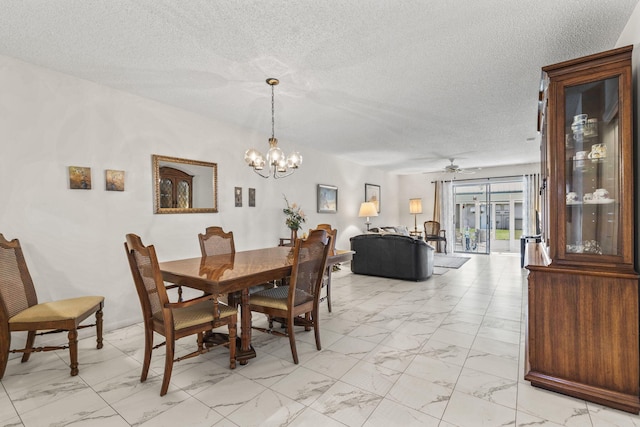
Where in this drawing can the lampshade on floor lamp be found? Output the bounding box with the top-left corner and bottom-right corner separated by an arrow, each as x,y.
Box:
409,198 -> 422,233
359,202 -> 378,231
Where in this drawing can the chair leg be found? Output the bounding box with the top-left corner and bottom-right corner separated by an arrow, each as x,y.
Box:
21,331 -> 36,363
141,328 -> 153,382
96,308 -> 104,349
68,329 -> 79,376
287,316 -> 298,364
313,310 -> 322,351
228,316 -> 237,369
160,337 -> 175,396
326,270 -> 332,313
0,328 -> 10,379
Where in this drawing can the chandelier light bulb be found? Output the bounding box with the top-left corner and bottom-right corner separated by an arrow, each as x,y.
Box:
244,148 -> 262,166
287,152 -> 302,168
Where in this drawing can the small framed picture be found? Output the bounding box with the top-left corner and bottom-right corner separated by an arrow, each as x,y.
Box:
249,188 -> 256,207
235,187 -> 242,207
69,166 -> 92,190
317,184 -> 338,213
365,183 -> 381,213
105,170 -> 125,191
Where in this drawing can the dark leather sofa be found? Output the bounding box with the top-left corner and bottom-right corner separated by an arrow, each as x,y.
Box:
350,233 -> 434,281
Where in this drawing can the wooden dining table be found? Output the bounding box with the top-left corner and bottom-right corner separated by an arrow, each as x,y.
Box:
159,246 -> 354,364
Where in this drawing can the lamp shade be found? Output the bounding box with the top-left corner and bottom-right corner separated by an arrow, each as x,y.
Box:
358,202 -> 378,218
409,198 -> 423,214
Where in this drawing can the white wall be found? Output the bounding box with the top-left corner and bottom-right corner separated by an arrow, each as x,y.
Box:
0,55 -> 397,332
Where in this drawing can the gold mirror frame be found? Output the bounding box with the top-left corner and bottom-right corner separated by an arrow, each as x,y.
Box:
152,155 -> 218,214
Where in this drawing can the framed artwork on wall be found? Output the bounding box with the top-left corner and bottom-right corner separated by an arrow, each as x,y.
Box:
105,169 -> 125,191
317,184 -> 338,213
248,188 -> 256,207
365,183 -> 380,213
235,187 -> 242,207
69,166 -> 92,190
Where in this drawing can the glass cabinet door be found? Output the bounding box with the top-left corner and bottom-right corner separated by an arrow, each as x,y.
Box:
563,77 -> 620,257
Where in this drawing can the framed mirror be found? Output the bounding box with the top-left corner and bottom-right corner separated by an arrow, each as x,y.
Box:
152,155 -> 218,214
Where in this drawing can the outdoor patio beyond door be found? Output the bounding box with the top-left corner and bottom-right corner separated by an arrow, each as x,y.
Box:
453,180 -> 524,254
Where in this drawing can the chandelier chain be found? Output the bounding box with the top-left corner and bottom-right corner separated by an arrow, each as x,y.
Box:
271,84 -> 275,139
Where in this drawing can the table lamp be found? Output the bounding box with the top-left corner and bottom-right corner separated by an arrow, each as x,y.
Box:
358,202 -> 378,231
409,198 -> 422,233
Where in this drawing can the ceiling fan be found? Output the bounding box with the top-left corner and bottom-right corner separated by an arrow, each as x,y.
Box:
443,158 -> 480,174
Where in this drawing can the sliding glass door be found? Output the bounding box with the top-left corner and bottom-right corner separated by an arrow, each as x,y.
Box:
452,179 -> 524,254
453,183 -> 490,254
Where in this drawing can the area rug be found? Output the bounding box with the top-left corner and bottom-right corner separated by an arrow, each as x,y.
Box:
433,254 -> 471,269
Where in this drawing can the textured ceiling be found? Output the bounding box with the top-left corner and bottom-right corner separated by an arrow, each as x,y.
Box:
0,1 -> 637,174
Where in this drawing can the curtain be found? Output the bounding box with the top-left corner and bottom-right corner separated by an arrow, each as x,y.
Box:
433,181 -> 441,223
439,180 -> 454,248
522,173 -> 541,236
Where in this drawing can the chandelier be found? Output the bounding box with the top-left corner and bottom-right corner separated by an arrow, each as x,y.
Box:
244,78 -> 302,179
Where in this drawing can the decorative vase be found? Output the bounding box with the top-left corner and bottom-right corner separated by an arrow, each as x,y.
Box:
290,228 -> 298,242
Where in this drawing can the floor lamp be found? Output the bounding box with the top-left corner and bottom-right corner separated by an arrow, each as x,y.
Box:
409,198 -> 422,234
358,202 -> 378,231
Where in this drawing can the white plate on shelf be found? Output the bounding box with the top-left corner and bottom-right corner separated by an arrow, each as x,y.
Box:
584,198 -> 615,204
566,200 -> 582,205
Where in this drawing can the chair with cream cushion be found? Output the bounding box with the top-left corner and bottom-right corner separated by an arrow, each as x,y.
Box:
0,233 -> 104,379
125,233 -> 237,396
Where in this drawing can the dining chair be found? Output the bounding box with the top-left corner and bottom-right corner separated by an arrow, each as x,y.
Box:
424,220 -> 447,253
124,233 -> 237,396
198,226 -> 274,306
249,229 -> 331,364
0,233 -> 104,380
311,224 -> 337,312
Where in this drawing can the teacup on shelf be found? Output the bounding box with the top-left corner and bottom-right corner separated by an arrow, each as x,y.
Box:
574,150 -> 588,168
566,192 -> 578,203
571,114 -> 588,134
588,143 -> 606,159
593,188 -> 609,200
584,118 -> 598,137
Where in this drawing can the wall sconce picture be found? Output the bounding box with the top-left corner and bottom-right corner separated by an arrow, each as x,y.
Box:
69,166 -> 92,190
105,169 -> 125,191
249,188 -> 256,207
317,184 -> 338,213
235,187 -> 242,207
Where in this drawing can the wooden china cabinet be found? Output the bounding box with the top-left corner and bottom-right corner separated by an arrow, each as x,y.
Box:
159,166 -> 193,209
526,45 -> 639,413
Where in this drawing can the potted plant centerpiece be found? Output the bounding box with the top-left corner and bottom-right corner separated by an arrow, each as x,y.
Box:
283,195 -> 306,242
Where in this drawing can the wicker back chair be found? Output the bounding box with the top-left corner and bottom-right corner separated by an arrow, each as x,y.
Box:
311,224 -> 337,312
249,229 -> 331,364
198,226 -> 274,306
124,233 -> 237,396
0,233 -> 104,379
198,226 -> 235,256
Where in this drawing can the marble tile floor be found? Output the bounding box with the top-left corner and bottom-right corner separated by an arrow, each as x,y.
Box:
2,254 -> 640,426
